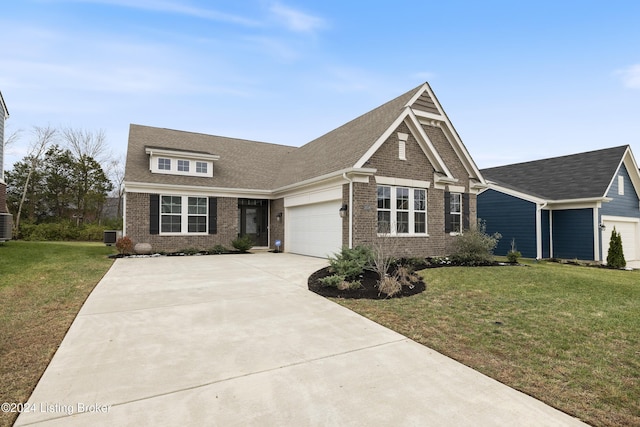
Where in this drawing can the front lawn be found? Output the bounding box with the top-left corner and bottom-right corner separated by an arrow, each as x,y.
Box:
0,241 -> 114,427
333,260 -> 639,427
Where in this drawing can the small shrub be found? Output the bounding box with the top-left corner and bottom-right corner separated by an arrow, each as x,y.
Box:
378,275 -> 402,298
449,221 -> 501,266
115,236 -> 134,255
328,246 -> 373,280
506,250 -> 521,264
319,274 -> 346,288
394,265 -> 419,289
232,235 -> 254,253
606,227 -> 626,268
210,244 -> 229,254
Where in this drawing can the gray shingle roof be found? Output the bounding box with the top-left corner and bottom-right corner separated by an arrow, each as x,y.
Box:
481,146 -> 629,200
126,83 -> 428,191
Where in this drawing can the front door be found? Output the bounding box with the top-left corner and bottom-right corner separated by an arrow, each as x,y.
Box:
239,200 -> 268,246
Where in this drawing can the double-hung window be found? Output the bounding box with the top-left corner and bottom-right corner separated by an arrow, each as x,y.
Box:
160,195 -> 208,234
449,193 -> 462,233
188,197 -> 207,232
161,196 -> 182,233
377,185 -> 428,235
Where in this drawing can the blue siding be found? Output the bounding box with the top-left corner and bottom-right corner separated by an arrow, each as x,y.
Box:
477,189 -> 537,258
552,209 -> 594,260
601,163 -> 640,219
541,209 -> 550,258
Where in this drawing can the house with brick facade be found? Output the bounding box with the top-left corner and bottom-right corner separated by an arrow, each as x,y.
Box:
0,90 -> 11,242
123,82 -> 487,257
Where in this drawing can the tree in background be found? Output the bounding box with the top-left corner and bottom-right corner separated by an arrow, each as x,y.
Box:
7,140 -> 113,234
606,227 -> 626,269
13,125 -> 56,232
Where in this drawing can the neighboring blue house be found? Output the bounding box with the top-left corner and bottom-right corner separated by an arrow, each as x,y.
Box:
478,146 -> 640,267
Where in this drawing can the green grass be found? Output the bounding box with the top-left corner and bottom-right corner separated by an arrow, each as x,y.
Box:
0,241 -> 115,427
333,260 -> 640,427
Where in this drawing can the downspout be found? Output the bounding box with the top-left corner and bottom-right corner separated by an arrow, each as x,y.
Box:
536,201 -> 548,259
343,172 -> 354,249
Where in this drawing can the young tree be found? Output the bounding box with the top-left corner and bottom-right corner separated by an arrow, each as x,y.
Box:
606,227 -> 626,269
14,125 -> 56,232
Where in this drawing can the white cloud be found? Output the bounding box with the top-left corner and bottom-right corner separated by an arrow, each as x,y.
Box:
269,2 -> 326,33
615,64 -> 640,89
48,0 -> 261,27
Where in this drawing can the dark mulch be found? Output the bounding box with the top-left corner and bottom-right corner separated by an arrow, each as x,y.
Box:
308,266 -> 426,299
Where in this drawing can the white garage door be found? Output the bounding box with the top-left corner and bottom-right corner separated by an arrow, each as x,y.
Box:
287,200 -> 342,258
602,218 -> 639,265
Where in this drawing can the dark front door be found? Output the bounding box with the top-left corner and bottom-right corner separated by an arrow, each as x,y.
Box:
239,200 -> 268,246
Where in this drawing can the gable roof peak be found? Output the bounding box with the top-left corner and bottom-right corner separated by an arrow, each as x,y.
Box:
481,145 -> 631,200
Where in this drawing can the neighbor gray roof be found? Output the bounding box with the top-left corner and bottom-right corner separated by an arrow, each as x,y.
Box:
481,145 -> 629,200
126,83 -> 430,191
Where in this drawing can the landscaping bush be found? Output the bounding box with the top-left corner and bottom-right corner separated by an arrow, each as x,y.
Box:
606,227 -> 626,268
210,244 -> 230,254
115,236 -> 134,255
327,246 -> 373,281
377,275 -> 402,297
232,235 -> 254,253
319,274 -> 346,288
506,238 -> 521,264
448,221 -> 501,266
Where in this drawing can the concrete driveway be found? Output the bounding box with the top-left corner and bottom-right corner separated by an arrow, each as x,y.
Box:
16,253 -> 586,426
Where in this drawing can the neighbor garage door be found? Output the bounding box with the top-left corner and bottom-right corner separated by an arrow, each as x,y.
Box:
602,217 -> 639,265
287,200 -> 342,258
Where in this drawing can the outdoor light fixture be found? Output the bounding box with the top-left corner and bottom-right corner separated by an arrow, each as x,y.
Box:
599,223 -> 606,231
276,212 -> 283,222
339,204 -> 348,218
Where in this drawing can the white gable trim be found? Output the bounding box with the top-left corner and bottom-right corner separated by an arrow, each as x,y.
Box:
353,107 -> 454,180
414,83 -> 485,184
482,182 -> 547,205
603,147 -> 640,200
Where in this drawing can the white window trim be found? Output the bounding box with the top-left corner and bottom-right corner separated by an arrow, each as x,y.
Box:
377,185 -> 428,236
618,176 -> 625,195
159,195 -> 208,235
147,150 -> 216,178
449,192 -> 462,235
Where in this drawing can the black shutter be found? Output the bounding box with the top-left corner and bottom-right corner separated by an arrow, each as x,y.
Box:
462,193 -> 470,231
149,194 -> 160,235
444,191 -> 452,233
208,197 -> 217,234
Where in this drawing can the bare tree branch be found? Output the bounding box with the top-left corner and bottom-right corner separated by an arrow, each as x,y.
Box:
15,125 -> 57,233
61,127 -> 111,163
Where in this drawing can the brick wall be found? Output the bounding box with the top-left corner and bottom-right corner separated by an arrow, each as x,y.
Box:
125,192 -> 239,253
347,121 -> 478,258
270,198 -> 285,251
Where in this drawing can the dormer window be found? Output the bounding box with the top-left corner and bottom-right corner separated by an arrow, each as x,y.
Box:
196,162 -> 208,174
158,158 -> 171,170
146,146 -> 219,178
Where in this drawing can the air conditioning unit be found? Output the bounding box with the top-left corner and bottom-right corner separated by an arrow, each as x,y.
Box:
0,214 -> 12,241
103,230 -> 122,246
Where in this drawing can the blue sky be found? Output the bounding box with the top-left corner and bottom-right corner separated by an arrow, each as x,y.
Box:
2,0 -> 640,171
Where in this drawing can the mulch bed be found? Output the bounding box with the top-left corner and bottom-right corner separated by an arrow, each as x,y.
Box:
308,266 -> 426,300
